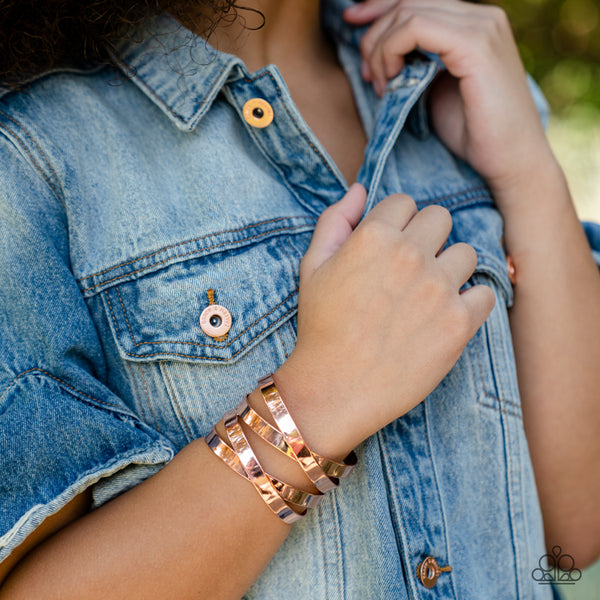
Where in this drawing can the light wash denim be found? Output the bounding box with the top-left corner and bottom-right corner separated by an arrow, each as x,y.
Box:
0,0 -> 597,597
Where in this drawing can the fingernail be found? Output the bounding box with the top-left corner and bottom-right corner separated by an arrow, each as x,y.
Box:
373,79 -> 384,97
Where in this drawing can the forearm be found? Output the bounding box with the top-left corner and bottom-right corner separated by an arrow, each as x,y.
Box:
498,154 -> 600,566
0,395 -> 296,600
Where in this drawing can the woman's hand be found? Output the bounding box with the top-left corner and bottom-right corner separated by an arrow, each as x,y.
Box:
343,0 -> 555,205
275,184 -> 495,459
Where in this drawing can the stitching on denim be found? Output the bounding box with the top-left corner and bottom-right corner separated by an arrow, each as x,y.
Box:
285,236 -> 305,265
330,495 -> 344,599
160,362 -> 193,442
0,110 -> 65,202
464,281 -> 508,412
496,373 -> 521,597
419,186 -> 491,206
127,361 -> 147,424
119,305 -> 297,361
484,299 -> 526,594
241,71 -> 340,181
137,364 -> 161,433
275,237 -> 297,280
509,402 -> 527,594
467,287 -> 521,414
81,225 -> 314,292
0,122 -> 65,211
115,287 -> 297,350
316,499 -> 332,596
422,400 -> 457,598
104,291 -> 122,341
285,320 -> 297,343
472,332 -> 520,418
77,216 -> 315,283
113,56 -> 233,125
117,286 -> 136,345
484,316 -> 522,413
266,73 -> 339,181
0,368 -> 121,410
276,327 -> 289,360
382,428 -> 419,598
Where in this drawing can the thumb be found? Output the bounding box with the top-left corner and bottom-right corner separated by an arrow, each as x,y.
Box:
301,183 -> 367,277
343,0 -> 398,24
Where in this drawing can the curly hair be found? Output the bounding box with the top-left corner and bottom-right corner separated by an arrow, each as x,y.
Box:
0,1 -> 246,86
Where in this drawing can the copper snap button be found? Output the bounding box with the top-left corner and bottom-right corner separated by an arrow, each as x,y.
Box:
243,98 -> 274,128
506,255 -> 517,285
200,304 -> 232,339
416,556 -> 451,588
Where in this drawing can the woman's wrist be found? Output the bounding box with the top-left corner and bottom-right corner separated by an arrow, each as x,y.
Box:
272,357 -> 361,462
488,144 -> 564,211
491,153 -> 575,255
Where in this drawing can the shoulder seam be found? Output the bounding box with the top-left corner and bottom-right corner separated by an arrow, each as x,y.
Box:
0,113 -> 66,211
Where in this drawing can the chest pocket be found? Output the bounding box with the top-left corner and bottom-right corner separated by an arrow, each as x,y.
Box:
81,217 -> 315,444
96,217 -> 314,362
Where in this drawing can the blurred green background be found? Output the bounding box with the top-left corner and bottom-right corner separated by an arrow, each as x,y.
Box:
490,0 -> 600,224
488,1 -> 600,598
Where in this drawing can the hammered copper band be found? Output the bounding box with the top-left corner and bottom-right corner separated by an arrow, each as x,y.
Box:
206,426 -> 323,509
222,408 -> 306,524
238,396 -> 357,480
258,375 -> 337,493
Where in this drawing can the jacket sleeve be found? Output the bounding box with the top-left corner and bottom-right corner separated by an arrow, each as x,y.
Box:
583,220 -> 600,268
0,132 -> 177,563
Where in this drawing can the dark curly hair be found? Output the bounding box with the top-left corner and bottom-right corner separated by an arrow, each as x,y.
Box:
0,1 -> 249,87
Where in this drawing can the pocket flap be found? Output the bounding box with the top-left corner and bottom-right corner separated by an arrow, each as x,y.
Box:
98,224 -> 311,364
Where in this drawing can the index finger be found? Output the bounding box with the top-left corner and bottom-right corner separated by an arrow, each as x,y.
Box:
356,193 -> 418,234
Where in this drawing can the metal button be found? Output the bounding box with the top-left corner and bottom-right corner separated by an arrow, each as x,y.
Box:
506,255 -> 517,285
401,77 -> 421,87
416,556 -> 452,588
200,304 -> 232,339
243,98 -> 274,128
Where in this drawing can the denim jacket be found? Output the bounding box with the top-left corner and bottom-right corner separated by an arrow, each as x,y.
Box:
0,0 -> 598,597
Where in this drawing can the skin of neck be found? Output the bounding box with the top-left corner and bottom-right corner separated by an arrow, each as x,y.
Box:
181,0 -> 330,73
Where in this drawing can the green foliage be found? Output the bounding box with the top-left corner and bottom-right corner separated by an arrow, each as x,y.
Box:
488,0 -> 600,120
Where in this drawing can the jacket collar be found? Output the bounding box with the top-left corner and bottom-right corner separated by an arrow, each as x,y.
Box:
111,0 -> 361,131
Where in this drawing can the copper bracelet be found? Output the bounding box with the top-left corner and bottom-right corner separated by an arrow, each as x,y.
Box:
206,426 -> 323,509
238,396 -> 357,480
258,375 -> 337,493
222,408 -> 306,524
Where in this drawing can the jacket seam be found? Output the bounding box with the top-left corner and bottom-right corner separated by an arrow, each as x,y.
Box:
423,399 -> 459,599
136,363 -> 162,433
77,216 -> 315,283
117,286 -> 137,344
0,121 -> 66,211
79,222 -> 315,291
474,314 -> 522,415
160,362 -> 193,442
276,237 -> 299,281
416,186 -> 491,206
0,368 -> 121,410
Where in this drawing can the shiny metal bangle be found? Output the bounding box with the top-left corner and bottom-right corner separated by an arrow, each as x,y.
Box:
222,408 -> 306,524
258,375 -> 337,493
238,396 -> 357,480
206,426 -> 323,509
